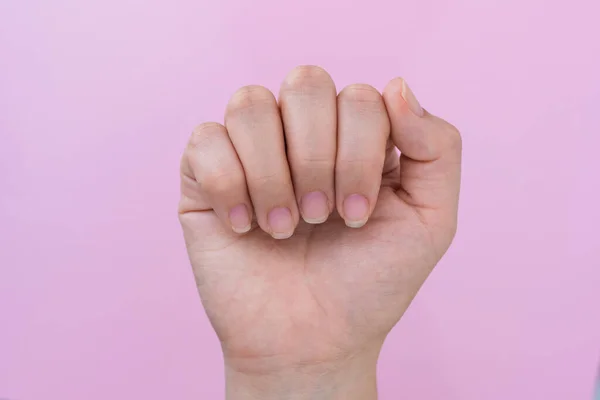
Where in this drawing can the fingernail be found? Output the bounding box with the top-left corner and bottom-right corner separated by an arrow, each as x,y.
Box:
300,191 -> 329,224
343,194 -> 370,228
229,204 -> 251,233
267,207 -> 294,239
400,79 -> 424,117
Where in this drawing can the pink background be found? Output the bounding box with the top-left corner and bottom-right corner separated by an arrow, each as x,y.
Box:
1,0 -> 599,399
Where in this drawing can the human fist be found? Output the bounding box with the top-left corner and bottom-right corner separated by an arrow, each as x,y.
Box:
179,66 -> 461,399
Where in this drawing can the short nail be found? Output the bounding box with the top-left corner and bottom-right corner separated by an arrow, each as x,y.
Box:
267,207 -> 294,239
229,204 -> 251,233
300,191 -> 329,224
343,194 -> 370,228
400,79 -> 424,117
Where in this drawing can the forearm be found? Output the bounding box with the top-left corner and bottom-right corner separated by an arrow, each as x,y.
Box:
225,350 -> 379,400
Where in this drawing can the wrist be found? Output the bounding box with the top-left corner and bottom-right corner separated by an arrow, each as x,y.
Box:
225,346 -> 381,400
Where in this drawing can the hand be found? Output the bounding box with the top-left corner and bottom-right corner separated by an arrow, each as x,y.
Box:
179,66 -> 462,399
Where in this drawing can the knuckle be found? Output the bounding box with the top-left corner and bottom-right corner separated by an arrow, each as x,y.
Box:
289,153 -> 335,170
227,85 -> 275,116
339,84 -> 382,104
201,170 -> 244,194
336,157 -> 383,177
281,65 -> 334,93
245,171 -> 294,199
188,122 -> 226,149
247,171 -> 281,187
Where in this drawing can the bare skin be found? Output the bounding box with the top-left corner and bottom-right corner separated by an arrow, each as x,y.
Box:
179,66 -> 462,399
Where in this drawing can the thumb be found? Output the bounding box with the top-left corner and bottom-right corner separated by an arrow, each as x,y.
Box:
382,78 -> 462,238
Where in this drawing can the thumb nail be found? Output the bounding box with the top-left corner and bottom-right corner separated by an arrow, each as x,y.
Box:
401,79 -> 424,117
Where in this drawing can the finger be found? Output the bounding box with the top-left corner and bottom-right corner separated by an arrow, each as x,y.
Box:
335,84 -> 390,228
279,65 -> 337,224
382,78 -> 462,231
225,85 -> 299,239
179,122 -> 253,234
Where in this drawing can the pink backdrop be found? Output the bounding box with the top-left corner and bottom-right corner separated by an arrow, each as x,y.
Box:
1,0 -> 599,399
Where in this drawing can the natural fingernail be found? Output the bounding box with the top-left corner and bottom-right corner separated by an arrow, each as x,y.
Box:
268,207 -> 294,239
300,191 -> 329,224
229,204 -> 251,233
400,79 -> 424,117
343,194 -> 370,228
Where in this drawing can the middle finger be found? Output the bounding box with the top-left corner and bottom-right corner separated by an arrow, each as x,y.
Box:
279,66 -> 337,224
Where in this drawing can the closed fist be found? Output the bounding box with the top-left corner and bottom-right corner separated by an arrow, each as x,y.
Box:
179,66 -> 461,395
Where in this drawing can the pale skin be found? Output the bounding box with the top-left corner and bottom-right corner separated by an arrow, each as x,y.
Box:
179,66 -> 462,399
